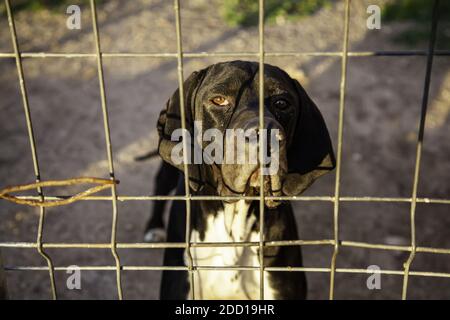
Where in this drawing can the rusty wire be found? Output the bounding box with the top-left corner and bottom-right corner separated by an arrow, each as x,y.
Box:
0,0 -> 449,300
0,177 -> 118,207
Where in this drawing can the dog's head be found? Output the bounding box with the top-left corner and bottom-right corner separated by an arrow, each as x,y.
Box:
157,61 -> 335,206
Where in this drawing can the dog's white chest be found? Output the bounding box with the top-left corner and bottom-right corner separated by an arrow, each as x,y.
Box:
187,201 -> 276,300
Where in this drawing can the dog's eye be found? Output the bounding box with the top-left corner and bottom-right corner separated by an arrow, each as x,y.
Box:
211,96 -> 230,106
273,98 -> 289,110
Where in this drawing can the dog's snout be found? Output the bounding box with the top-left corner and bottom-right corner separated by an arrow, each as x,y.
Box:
221,110 -> 288,197
241,117 -> 285,139
229,117 -> 286,169
237,118 -> 286,157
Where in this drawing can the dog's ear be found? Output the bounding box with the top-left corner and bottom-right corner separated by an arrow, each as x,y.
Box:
282,79 -> 336,196
157,68 -> 209,192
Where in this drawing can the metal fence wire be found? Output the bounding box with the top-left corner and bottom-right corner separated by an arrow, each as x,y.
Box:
1,0 -> 450,300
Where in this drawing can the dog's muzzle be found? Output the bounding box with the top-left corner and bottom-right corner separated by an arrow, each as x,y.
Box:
220,112 -> 288,207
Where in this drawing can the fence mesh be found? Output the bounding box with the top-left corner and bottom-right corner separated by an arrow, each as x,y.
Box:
0,0 -> 449,300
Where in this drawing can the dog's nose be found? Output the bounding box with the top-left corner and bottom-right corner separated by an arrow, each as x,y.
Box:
242,117 -> 284,137
226,115 -> 286,165
240,117 -> 286,150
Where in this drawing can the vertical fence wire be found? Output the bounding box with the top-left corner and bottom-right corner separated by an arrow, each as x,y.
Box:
258,0 -> 266,300
328,0 -> 351,300
401,0 -> 440,300
89,0 -> 123,300
4,0 -> 57,300
173,0 -> 195,300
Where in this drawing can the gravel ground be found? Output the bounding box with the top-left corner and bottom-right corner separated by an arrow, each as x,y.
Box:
0,0 -> 449,300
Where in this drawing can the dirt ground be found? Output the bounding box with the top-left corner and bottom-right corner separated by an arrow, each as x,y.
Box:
0,0 -> 449,300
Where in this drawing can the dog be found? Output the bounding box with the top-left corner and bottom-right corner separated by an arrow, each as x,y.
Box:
144,160 -> 179,243
151,61 -> 335,299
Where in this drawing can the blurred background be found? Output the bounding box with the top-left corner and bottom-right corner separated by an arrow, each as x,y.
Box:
0,0 -> 449,299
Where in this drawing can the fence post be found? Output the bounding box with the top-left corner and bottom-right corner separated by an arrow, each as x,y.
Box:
0,250 -> 8,299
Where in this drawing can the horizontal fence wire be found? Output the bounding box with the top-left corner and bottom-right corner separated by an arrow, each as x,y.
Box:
1,0 -> 449,300
1,240 -> 450,254
3,266 -> 450,280
3,264 -> 450,276
6,195 -> 450,204
0,51 -> 450,59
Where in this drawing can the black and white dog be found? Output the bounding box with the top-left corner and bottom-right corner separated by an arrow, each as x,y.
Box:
148,61 -> 335,299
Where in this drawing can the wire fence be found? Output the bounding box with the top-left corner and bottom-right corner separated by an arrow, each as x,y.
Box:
0,0 -> 449,300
